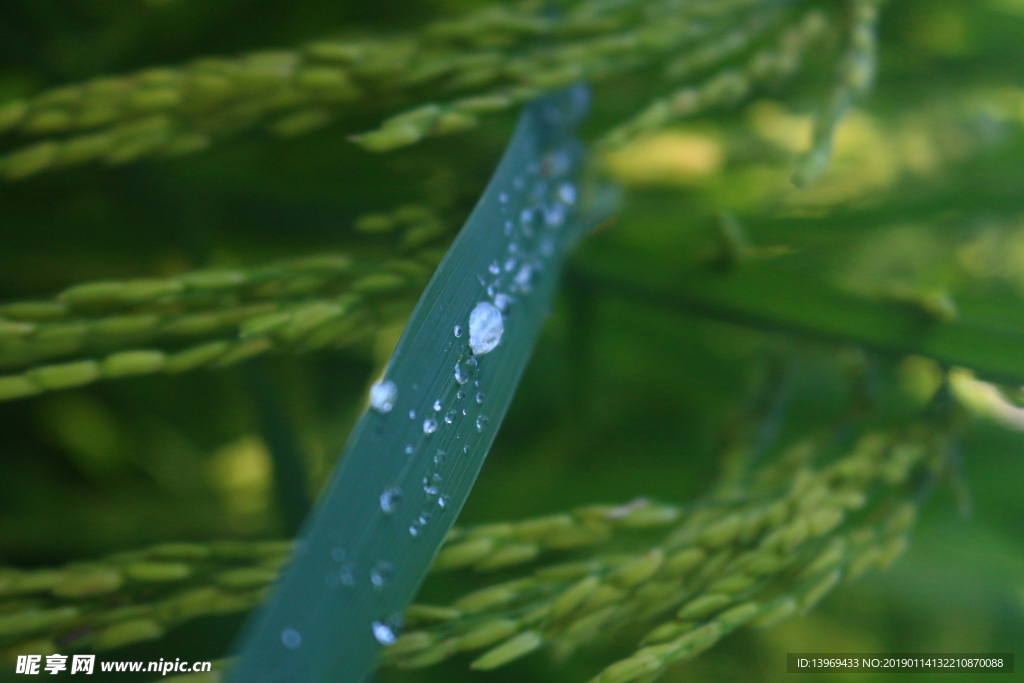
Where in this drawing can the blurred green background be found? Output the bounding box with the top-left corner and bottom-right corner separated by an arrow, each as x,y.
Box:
0,0 -> 1022,680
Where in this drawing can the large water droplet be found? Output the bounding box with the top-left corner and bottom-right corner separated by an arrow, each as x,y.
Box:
423,418 -> 438,434
469,302 -> 504,355
370,560 -> 394,588
369,380 -> 397,413
380,487 -> 403,513
455,355 -> 479,384
281,628 -> 302,650
372,621 -> 397,645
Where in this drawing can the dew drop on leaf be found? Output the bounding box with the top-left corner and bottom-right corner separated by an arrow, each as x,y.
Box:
281,628 -> 302,650
369,380 -> 397,413
469,302 -> 504,355
379,487 -> 403,513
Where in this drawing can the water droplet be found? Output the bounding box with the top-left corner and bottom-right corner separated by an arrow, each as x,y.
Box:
454,325 -> 463,338
543,203 -> 566,229
408,525 -> 419,537
476,415 -> 489,433
455,355 -> 479,384
331,547 -> 347,562
423,418 -> 438,434
520,208 -> 534,228
434,450 -> 446,465
422,476 -> 439,497
457,389 -> 466,400
504,219 -> 514,236
404,444 -> 414,455
433,400 -> 442,411
508,241 -> 520,254
499,192 -> 509,204
372,621 -> 397,645
475,392 -> 485,404
493,293 -> 514,312
514,265 -> 533,292
463,445 -> 470,454
438,495 -> 450,509
408,409 -> 416,420
444,409 -> 457,424
369,380 -> 397,413
504,258 -> 517,272
469,302 -> 504,355
488,261 -> 501,275
281,628 -> 302,650
462,408 -> 468,416
558,182 -> 577,205
339,562 -> 356,585
370,560 -> 394,588
380,487 -> 403,513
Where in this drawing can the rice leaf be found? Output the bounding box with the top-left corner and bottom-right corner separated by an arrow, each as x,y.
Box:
227,84 -> 603,683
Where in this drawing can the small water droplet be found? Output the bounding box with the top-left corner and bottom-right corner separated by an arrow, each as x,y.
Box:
438,495 -> 449,509
331,547 -> 347,562
476,415 -> 489,433
404,444 -> 414,455
468,302 -> 504,355
488,261 -> 501,275
520,208 -> 534,228
543,203 -> 566,229
423,418 -> 438,434
558,182 -> 577,205
462,408 -> 468,416
454,355 -> 479,384
444,409 -> 457,424
504,219 -> 514,236
508,241 -> 520,254
434,450 -> 446,465
372,621 -> 397,645
408,525 -> 419,537
504,258 -> 517,272
422,476 -> 438,497
514,264 -> 533,292
454,325 -> 463,338
369,380 -> 397,413
475,392 -> 485,404
281,628 -> 302,650
457,389 -> 466,400
380,487 -> 403,513
463,445 -> 470,454
433,400 -> 442,411
370,560 -> 394,588
408,409 -> 416,420
499,192 -> 509,204
493,293 -> 513,312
